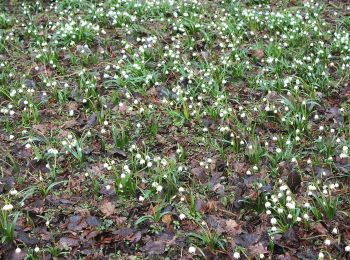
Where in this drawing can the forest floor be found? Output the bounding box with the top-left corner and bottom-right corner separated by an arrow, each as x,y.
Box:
0,0 -> 349,259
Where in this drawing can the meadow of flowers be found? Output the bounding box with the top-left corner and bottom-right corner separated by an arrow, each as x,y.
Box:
0,0 -> 349,259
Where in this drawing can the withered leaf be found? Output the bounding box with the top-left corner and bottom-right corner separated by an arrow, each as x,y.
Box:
225,219 -> 242,237
67,215 -> 87,231
161,214 -> 173,227
99,200 -> 115,217
191,167 -> 207,183
140,241 -> 166,255
287,171 -> 301,193
59,236 -> 80,247
249,49 -> 264,58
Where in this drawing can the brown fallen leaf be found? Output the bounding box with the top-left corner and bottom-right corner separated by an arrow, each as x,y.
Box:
312,223 -> 328,235
249,49 -> 264,59
62,119 -> 80,129
225,219 -> 242,237
248,242 -> 268,258
99,200 -> 115,217
161,214 -> 173,227
32,124 -> 48,136
84,230 -> 101,240
114,216 -> 127,226
205,200 -> 218,213
66,101 -> 80,111
191,167 -> 208,183
140,233 -> 176,256
282,227 -> 299,243
287,171 -> 301,193
67,215 -> 87,231
112,228 -> 142,243
59,236 -> 80,248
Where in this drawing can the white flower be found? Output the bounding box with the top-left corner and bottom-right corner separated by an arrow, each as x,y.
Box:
34,246 -> 40,252
178,187 -> 185,192
286,202 -> 296,209
233,252 -> 240,259
345,245 -> 350,252
318,252 -> 324,259
156,185 -> 163,192
10,189 -> 18,195
303,214 -> 309,220
123,165 -> 130,173
15,248 -> 21,254
271,218 -> 277,225
332,227 -> 338,234
179,213 -> 186,220
280,185 -> 288,191
47,148 -> 59,155
188,246 -> 196,254
324,239 -> 331,246
105,185 -> 111,190
259,253 -> 265,259
2,204 -> 13,211
139,196 -> 145,202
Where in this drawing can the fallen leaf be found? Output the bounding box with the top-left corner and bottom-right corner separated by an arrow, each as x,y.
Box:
191,167 -> 208,183
226,220 -> 242,237
86,216 -> 101,227
99,200 -> 115,217
112,228 -> 142,243
249,49 -> 264,58
68,215 -> 88,231
312,223 -> 328,235
62,119 -> 79,129
161,214 -> 173,227
287,171 -> 301,193
32,124 -> 48,136
86,113 -> 97,128
67,101 -> 80,111
248,242 -> 268,258
114,216 -> 127,226
140,240 -> 166,255
140,233 -> 176,256
59,236 -> 80,247
234,233 -> 260,247
282,227 -> 298,243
